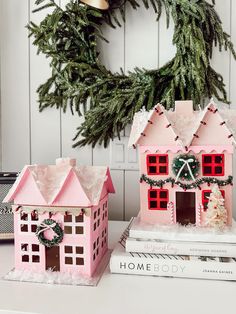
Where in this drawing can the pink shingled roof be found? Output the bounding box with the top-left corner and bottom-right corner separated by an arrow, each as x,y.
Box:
4,162 -> 115,207
128,101 -> 236,148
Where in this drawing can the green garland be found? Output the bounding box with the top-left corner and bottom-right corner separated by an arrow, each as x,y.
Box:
29,0 -> 236,147
36,218 -> 64,248
172,154 -> 200,181
140,174 -> 233,190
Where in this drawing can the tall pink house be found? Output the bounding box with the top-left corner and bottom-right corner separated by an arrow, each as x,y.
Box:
4,158 -> 115,277
129,100 -> 235,226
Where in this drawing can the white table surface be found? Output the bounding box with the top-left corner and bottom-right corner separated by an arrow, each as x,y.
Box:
0,220 -> 235,314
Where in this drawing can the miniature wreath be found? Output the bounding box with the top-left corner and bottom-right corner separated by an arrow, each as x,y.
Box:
36,218 -> 64,248
172,154 -> 200,181
29,0 -> 236,147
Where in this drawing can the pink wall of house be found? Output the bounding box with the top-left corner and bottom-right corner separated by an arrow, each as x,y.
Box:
13,195 -> 109,276
139,148 -> 233,226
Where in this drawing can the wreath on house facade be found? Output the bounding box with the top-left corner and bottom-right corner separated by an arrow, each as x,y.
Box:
29,0 -> 236,148
172,154 -> 200,181
36,218 -> 64,248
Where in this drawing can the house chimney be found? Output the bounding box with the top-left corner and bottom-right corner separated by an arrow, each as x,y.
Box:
175,100 -> 193,116
56,158 -> 76,167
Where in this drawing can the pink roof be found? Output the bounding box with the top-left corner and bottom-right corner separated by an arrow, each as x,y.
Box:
128,100 -> 236,148
4,158 -> 115,207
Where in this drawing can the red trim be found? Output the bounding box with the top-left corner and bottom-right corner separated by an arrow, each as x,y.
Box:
202,189 -> 225,211
148,188 -> 168,210
146,154 -> 168,175
202,154 -> 224,176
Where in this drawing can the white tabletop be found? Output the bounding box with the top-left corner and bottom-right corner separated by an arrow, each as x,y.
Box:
0,221 -> 235,314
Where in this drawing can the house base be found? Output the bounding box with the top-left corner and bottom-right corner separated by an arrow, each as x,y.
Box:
4,250 -> 111,287
129,217 -> 236,243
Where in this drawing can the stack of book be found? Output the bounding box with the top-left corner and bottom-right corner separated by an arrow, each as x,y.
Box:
110,217 -> 236,281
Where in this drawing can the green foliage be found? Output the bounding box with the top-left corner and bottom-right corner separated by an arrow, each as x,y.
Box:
29,0 -> 236,147
140,174 -> 233,191
172,154 -> 200,181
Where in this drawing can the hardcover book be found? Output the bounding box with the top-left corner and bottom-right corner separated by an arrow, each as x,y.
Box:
126,237 -> 236,258
110,222 -> 236,281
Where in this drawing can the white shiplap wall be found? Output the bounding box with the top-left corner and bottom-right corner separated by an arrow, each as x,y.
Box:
0,0 -> 236,220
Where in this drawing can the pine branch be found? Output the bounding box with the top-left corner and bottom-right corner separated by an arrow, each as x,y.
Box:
29,0 -> 236,147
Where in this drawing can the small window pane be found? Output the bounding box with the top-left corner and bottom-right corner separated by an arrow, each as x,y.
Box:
98,208 -> 100,216
160,201 -> 168,209
31,212 -> 38,221
159,156 -> 167,163
149,166 -> 157,174
32,244 -> 39,252
149,190 -> 157,198
21,243 -> 28,251
215,155 -> 223,163
65,257 -> 73,265
32,255 -> 40,263
150,201 -> 157,208
20,212 -> 28,221
64,215 -> 72,223
76,246 -> 84,254
215,166 -> 223,174
21,224 -> 28,232
65,246 -> 73,253
94,211 -> 97,219
159,166 -> 167,174
159,191 -> 167,198
22,255 -> 29,262
148,156 -> 156,163
76,226 -> 83,234
204,192 -> 211,200
76,257 -> 84,265
93,241 -> 96,250
31,225 -> 37,233
203,166 -> 212,174
75,214 -> 84,223
204,156 -> 212,163
64,226 -> 72,234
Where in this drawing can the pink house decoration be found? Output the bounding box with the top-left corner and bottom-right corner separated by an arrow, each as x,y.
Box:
3,158 -> 115,284
129,100 -> 236,228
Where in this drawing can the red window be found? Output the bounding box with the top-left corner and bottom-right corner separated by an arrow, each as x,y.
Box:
148,189 -> 168,210
202,154 -> 224,176
147,154 -> 168,175
202,190 -> 225,210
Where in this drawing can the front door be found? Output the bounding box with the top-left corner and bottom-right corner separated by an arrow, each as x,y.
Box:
45,246 -> 60,271
176,192 -> 196,225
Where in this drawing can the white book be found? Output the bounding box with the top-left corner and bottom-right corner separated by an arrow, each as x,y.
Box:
110,221 -> 236,281
126,237 -> 236,258
129,217 -> 236,243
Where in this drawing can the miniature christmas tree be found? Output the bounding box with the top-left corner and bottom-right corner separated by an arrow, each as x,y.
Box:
205,185 -> 227,229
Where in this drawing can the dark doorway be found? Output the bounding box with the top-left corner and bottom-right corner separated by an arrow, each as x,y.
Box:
176,192 -> 196,225
45,246 -> 60,271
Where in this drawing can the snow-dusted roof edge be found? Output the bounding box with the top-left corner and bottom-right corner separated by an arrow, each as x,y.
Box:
128,99 -> 236,148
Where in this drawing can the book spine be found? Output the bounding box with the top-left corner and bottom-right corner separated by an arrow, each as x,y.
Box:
129,229 -> 236,243
126,238 -> 236,258
110,254 -> 236,281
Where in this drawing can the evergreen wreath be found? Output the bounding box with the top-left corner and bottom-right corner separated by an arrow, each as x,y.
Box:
172,154 -> 200,181
36,218 -> 64,248
29,0 -> 236,147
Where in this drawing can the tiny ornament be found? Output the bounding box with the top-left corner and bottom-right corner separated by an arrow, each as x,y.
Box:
36,218 -> 64,248
172,154 -> 200,182
205,185 -> 227,230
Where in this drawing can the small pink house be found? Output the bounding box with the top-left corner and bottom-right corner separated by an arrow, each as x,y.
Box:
4,158 -> 115,277
129,100 -> 236,226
